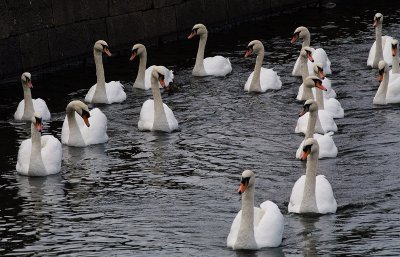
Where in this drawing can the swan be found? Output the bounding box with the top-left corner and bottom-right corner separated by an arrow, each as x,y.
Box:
289,138 -> 337,214
373,60 -> 390,105
291,26 -> 331,76
389,39 -> 400,81
295,76 -> 338,134
14,72 -> 51,121
312,64 -> 344,118
227,170 -> 284,250
296,99 -> 337,159
367,13 -> 393,68
130,43 -> 174,90
61,100 -> 108,147
188,24 -> 232,77
244,40 -> 282,92
138,66 -> 178,132
85,40 -> 126,104
16,112 -> 62,176
296,47 -> 319,101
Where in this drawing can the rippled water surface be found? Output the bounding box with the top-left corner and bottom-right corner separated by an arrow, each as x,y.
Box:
1,1 -> 400,256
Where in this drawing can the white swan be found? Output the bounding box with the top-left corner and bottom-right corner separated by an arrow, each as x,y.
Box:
138,66 -> 178,132
296,99 -> 337,159
244,40 -> 282,92
16,112 -> 62,176
130,43 -> 174,90
289,138 -> 337,214
61,100 -> 108,147
227,170 -> 284,250
291,26 -> 331,76
14,72 -> 51,121
85,40 -> 126,104
296,47 -> 319,101
295,76 -> 338,134
312,64 -> 344,118
389,39 -> 400,81
367,13 -> 393,68
188,24 -> 232,77
373,60 -> 390,105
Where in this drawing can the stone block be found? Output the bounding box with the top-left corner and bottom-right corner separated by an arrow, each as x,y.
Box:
6,0 -> 53,35
85,0 -> 109,19
175,0 -> 204,33
0,0 -> 11,39
106,12 -> 146,48
19,30 -> 50,69
86,19 -> 109,51
227,0 -> 269,21
142,6 -> 177,39
0,37 -> 22,79
153,0 -> 182,9
52,0 -> 86,26
109,0 -> 152,16
203,0 -> 228,25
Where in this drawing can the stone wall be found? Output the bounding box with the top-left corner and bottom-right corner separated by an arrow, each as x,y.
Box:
0,0 -> 316,79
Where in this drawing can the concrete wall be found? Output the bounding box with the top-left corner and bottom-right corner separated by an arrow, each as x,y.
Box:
0,0 -> 316,79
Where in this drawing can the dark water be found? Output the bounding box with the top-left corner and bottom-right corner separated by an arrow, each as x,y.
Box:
1,1 -> 400,256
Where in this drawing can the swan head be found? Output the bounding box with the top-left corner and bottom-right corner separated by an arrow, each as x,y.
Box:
238,170 -> 255,194
130,43 -> 146,61
188,24 -> 207,39
291,26 -> 309,43
21,72 -> 33,89
300,138 -> 319,161
304,75 -> 327,91
67,100 -> 91,127
151,66 -> 170,88
392,39 -> 398,57
32,112 -> 43,132
378,60 -> 388,82
244,40 -> 264,57
313,63 -> 325,79
299,99 -> 318,117
373,13 -> 383,27
94,40 -> 112,56
300,47 -> 314,62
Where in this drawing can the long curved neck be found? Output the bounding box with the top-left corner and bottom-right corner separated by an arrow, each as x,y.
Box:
193,34 -> 207,76
301,59 -> 313,100
94,50 -> 108,103
23,86 -> 34,120
375,70 -> 389,103
29,123 -> 45,175
249,49 -> 264,92
151,76 -> 170,131
236,186 -> 257,248
315,89 -> 324,110
374,23 -> 383,68
393,48 -> 400,73
305,109 -> 318,139
134,51 -> 147,88
300,152 -> 319,213
66,107 -> 85,146
302,33 -> 311,47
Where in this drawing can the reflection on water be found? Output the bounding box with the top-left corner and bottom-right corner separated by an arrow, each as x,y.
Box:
1,0 -> 400,255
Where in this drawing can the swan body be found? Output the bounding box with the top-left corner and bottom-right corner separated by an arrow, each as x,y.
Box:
291,26 -> 331,76
289,138 -> 337,214
296,100 -> 337,159
244,40 -> 282,92
188,24 -> 232,77
14,72 -> 51,121
16,112 -> 62,176
368,13 -> 393,68
227,170 -> 284,250
85,40 -> 126,104
138,66 -> 178,132
130,44 -> 174,90
61,100 -> 108,147
374,61 -> 390,105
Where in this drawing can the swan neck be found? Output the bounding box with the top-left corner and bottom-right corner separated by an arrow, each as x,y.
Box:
315,89 -> 324,110
236,186 -> 257,248
374,24 -> 383,67
249,49 -> 264,91
300,56 -> 309,82
305,109 -> 318,139
300,153 -> 318,213
377,71 -> 389,99
393,48 -> 400,73
151,76 -> 169,131
23,85 -> 34,119
66,107 -> 85,144
302,33 -> 311,47
94,51 -> 108,102
193,34 -> 207,75
29,123 -> 45,174
135,51 -> 147,88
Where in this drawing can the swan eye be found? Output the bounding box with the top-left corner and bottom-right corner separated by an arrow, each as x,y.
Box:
82,109 -> 90,118
25,76 -> 30,82
318,67 -> 323,73
312,78 -> 321,84
293,31 -> 300,37
192,28 -> 199,33
302,144 -> 312,153
240,177 -> 250,185
132,48 -> 138,54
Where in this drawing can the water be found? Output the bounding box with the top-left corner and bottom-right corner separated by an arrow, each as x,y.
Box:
1,0 -> 400,256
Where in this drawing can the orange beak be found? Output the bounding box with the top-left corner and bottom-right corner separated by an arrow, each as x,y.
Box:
299,109 -> 307,117
159,78 -> 166,88
291,34 -> 299,43
378,73 -> 383,82
35,121 -> 43,132
307,52 -> 314,62
318,70 -> 325,79
188,31 -> 196,39
315,80 -> 327,91
244,49 -> 252,58
238,183 -> 248,194
392,46 -> 397,57
83,115 -> 90,127
373,19 -> 377,27
300,150 -> 309,161
27,81 -> 33,88
104,48 -> 112,57
129,52 -> 137,61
